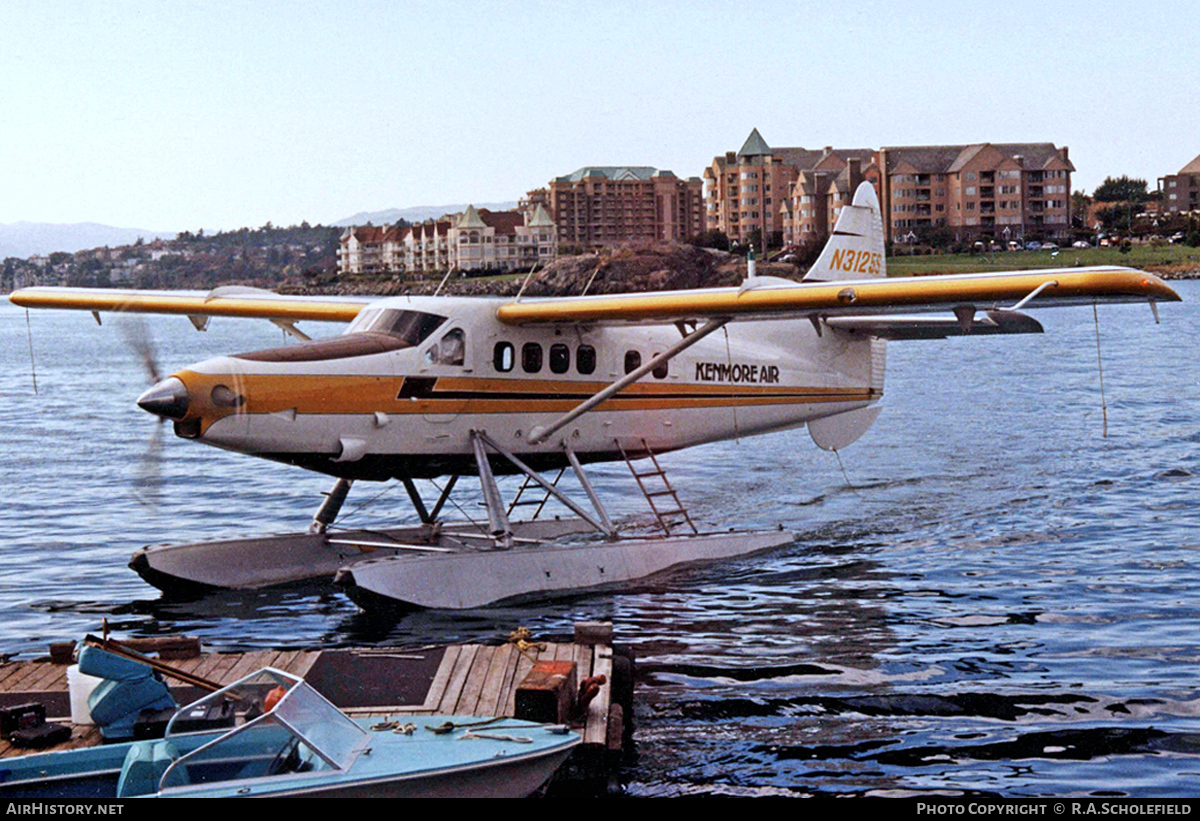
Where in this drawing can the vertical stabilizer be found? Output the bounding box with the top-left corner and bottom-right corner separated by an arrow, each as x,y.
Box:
802,182 -> 886,282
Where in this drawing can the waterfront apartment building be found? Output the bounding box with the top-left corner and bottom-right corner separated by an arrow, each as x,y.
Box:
705,130 -> 1074,249
877,143 -> 1074,244
536,166 -> 705,248
337,223 -> 405,276
338,203 -> 557,277
1159,153 -> 1200,214
705,129 -> 878,248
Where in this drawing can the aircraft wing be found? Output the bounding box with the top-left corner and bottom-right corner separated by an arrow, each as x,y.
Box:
9,286 -> 369,324
495,266 -> 1179,327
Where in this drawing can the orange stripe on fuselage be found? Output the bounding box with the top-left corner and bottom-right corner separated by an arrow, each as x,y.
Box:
175,370 -> 876,422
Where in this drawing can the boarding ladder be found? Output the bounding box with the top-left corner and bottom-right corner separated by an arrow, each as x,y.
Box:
616,438 -> 699,536
506,467 -> 567,521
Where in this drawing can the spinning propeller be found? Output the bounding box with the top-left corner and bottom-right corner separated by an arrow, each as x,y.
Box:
117,316 -> 167,508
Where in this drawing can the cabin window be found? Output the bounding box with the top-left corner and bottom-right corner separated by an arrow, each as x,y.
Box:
549,343 -> 570,374
652,354 -> 668,379
345,308 -> 446,345
624,350 -> 641,374
493,342 -> 514,372
430,328 -> 465,366
522,342 -> 543,373
576,345 -> 596,375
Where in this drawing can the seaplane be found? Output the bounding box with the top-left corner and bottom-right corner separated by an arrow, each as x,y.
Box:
10,184 -> 1181,610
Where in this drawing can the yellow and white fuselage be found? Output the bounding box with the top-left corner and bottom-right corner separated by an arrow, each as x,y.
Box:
166,295 -> 883,479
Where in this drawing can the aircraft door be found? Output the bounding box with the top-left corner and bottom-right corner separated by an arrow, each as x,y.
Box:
419,326 -> 471,423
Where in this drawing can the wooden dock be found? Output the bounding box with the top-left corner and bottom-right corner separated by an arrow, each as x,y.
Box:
0,622 -> 629,786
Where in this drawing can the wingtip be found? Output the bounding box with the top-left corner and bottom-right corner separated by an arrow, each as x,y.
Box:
1141,273 -> 1183,303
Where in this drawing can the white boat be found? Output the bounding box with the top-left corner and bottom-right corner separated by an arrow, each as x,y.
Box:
0,668 -> 580,798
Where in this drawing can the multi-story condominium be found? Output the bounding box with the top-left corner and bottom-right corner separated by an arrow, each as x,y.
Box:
402,220 -> 453,275
338,203 -> 557,277
706,130 -> 1074,248
337,224 -> 404,276
537,166 -> 704,247
704,129 -> 877,247
444,203 -> 557,273
877,143 -> 1074,244
781,157 -> 882,249
1159,153 -> 1200,214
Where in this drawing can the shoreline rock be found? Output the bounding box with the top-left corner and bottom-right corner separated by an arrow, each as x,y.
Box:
279,241 -> 801,298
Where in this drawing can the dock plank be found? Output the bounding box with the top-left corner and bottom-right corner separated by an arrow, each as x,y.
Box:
0,662 -> 46,693
573,641 -> 594,680
288,650 -> 322,679
423,645 -> 461,711
0,661 -> 30,689
16,662 -> 68,694
185,652 -> 229,682
202,652 -> 243,683
491,643 -> 526,719
453,644 -> 496,715
583,647 -> 614,746
474,643 -> 515,718
436,645 -> 479,714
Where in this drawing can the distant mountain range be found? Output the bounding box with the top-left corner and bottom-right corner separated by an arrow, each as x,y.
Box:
333,202 -> 518,227
0,222 -> 176,259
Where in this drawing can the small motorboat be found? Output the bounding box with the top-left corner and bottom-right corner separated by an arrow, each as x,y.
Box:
0,667 -> 580,798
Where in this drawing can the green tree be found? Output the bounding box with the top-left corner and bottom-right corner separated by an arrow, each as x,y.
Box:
1070,190 -> 1092,227
1093,176 -> 1149,203
1095,202 -> 1136,231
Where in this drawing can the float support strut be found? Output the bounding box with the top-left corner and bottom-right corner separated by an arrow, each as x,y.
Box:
309,478 -> 353,534
470,431 -> 513,549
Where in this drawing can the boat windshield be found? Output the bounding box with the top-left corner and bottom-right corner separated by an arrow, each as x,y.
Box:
345,307 -> 447,345
158,668 -> 368,792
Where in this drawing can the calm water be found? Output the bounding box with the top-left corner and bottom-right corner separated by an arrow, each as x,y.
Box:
2,283 -> 1198,797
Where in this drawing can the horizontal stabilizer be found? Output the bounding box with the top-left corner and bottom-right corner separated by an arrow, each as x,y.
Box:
822,309 -> 1044,340
808,405 -> 883,452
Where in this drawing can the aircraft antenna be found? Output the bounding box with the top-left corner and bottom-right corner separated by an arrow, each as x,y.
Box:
513,258 -> 542,303
24,309 -> 38,395
1093,302 -> 1108,438
580,252 -> 603,297
432,267 -> 455,298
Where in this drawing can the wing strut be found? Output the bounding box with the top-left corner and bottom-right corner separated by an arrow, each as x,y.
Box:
526,318 -> 729,445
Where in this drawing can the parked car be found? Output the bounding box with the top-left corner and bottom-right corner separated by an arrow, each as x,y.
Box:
1025,241 -> 1042,251
1072,240 -> 1091,249
1041,242 -> 1058,251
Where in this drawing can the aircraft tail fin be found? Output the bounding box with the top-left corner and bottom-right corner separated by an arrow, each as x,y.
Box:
802,181 -> 886,282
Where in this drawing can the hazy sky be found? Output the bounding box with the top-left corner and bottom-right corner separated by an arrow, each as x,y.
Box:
2,1 -> 1196,232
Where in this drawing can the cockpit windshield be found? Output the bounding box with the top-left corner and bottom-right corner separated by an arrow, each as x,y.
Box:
345,308 -> 447,345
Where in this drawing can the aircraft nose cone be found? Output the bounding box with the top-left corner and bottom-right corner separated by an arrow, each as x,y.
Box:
137,377 -> 190,421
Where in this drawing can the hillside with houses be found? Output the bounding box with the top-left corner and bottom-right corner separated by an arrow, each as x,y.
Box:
2,224 -> 341,293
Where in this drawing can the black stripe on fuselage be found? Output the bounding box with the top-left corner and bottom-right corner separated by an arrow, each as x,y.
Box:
395,378 -> 873,403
